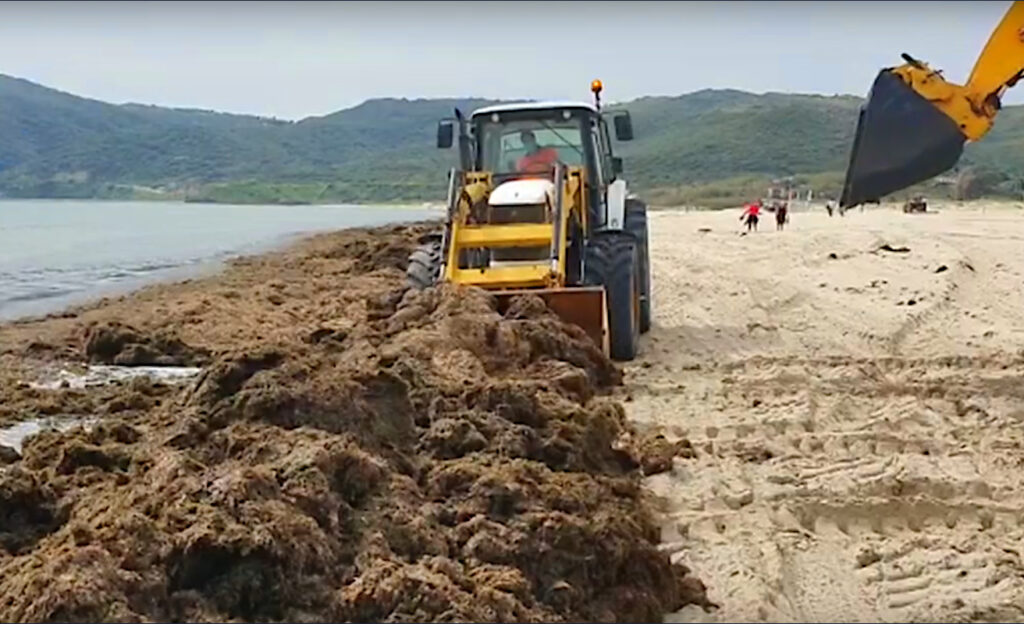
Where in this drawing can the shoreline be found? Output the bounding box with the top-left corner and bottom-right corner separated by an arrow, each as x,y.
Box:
0,202 -> 444,325
0,226 -> 354,326
0,196 -> 448,210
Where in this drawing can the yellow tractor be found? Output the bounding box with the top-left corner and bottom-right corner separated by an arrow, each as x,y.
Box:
841,1 -> 1024,208
405,81 -> 651,361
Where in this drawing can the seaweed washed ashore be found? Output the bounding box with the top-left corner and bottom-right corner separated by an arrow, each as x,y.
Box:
0,222 -> 711,622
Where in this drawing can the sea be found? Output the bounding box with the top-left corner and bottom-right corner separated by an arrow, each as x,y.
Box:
0,199 -> 436,321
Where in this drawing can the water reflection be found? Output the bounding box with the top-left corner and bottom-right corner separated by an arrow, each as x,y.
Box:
0,416 -> 96,452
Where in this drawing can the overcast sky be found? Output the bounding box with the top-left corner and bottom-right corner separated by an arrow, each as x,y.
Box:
0,1 -> 1017,120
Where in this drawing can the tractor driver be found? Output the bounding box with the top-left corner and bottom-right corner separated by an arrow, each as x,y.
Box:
516,130 -> 560,175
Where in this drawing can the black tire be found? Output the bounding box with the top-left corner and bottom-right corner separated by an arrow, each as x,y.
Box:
624,198 -> 652,333
585,232 -> 640,361
406,236 -> 443,289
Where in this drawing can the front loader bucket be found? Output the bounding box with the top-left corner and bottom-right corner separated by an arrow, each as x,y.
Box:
840,70 -> 966,208
492,286 -> 609,355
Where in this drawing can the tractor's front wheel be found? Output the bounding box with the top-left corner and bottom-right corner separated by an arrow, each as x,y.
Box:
406,235 -> 443,290
585,232 -> 640,361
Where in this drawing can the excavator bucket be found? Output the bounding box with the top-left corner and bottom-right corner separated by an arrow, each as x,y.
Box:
840,70 -> 967,208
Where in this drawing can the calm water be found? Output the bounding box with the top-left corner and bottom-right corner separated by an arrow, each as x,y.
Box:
0,200 -> 436,321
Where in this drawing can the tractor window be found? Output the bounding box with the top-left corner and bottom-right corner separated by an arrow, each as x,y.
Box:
477,117 -> 585,174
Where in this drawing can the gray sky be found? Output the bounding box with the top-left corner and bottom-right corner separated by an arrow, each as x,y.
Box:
0,1 -> 1017,120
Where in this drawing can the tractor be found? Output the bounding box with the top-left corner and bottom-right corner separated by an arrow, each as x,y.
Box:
405,81 -> 651,361
903,195 -> 927,213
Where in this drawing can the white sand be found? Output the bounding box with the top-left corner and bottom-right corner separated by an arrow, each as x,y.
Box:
624,201 -> 1024,622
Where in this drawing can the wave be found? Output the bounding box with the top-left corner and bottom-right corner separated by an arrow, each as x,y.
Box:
1,285 -> 79,304
0,259 -> 203,309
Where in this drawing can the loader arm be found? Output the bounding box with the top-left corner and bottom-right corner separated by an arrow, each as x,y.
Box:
840,1 -> 1024,208
966,0 -> 1024,111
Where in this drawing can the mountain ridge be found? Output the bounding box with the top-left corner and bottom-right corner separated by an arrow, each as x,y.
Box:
1,72 -> 1021,205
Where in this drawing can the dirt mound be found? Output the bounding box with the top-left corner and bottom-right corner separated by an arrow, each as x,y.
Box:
0,446 -> 19,465
83,322 -> 207,366
633,432 -> 696,476
0,375 -> 176,428
0,467 -> 67,556
335,223 -> 428,273
0,223 -> 708,622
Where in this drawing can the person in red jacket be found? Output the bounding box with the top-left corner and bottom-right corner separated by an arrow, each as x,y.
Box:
740,200 -> 761,232
516,130 -> 560,175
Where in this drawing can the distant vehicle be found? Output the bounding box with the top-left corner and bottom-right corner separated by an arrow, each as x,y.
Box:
763,177 -> 795,214
903,196 -> 927,214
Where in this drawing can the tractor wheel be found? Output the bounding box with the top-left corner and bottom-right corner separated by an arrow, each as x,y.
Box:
406,235 -> 443,290
585,232 -> 640,361
624,198 -> 652,333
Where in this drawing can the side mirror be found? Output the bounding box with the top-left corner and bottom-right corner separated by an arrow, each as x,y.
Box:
613,113 -> 634,141
436,120 -> 454,149
612,157 -> 623,175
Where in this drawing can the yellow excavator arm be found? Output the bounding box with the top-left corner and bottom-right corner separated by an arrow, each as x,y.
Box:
967,1 -> 1024,116
840,1 -> 1024,207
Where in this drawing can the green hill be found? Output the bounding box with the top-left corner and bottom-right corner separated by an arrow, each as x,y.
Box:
611,90 -> 864,187
2,73 -> 1023,205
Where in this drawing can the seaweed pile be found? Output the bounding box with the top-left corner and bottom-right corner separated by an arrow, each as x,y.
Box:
0,223 -> 709,622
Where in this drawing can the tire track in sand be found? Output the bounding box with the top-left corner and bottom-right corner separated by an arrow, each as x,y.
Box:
626,206 -> 1024,622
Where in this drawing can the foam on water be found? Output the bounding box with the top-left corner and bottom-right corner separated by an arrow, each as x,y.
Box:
1,364 -> 203,453
28,364 -> 203,390
0,416 -> 97,452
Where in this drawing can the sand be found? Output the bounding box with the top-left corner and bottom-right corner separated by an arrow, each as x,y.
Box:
624,201 -> 1024,622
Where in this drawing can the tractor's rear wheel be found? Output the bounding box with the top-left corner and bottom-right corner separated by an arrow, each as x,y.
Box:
406,236 -> 443,290
624,198 -> 652,333
585,232 -> 640,361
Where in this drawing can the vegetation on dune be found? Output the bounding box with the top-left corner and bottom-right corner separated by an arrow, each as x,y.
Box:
4,73 -> 1024,207
611,91 -> 862,190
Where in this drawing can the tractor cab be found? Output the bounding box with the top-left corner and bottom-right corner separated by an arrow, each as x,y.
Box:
437,93 -> 635,232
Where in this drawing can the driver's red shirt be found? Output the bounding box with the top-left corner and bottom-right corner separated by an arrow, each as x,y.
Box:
517,147 -> 559,174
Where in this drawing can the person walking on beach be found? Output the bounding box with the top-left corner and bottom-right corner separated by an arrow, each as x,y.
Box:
775,202 -> 789,231
740,200 -> 761,232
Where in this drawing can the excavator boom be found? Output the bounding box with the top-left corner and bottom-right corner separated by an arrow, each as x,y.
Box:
966,1 -> 1024,99
840,1 -> 1024,208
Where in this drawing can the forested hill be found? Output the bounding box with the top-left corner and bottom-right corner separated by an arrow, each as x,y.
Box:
2,73 -> 1022,205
